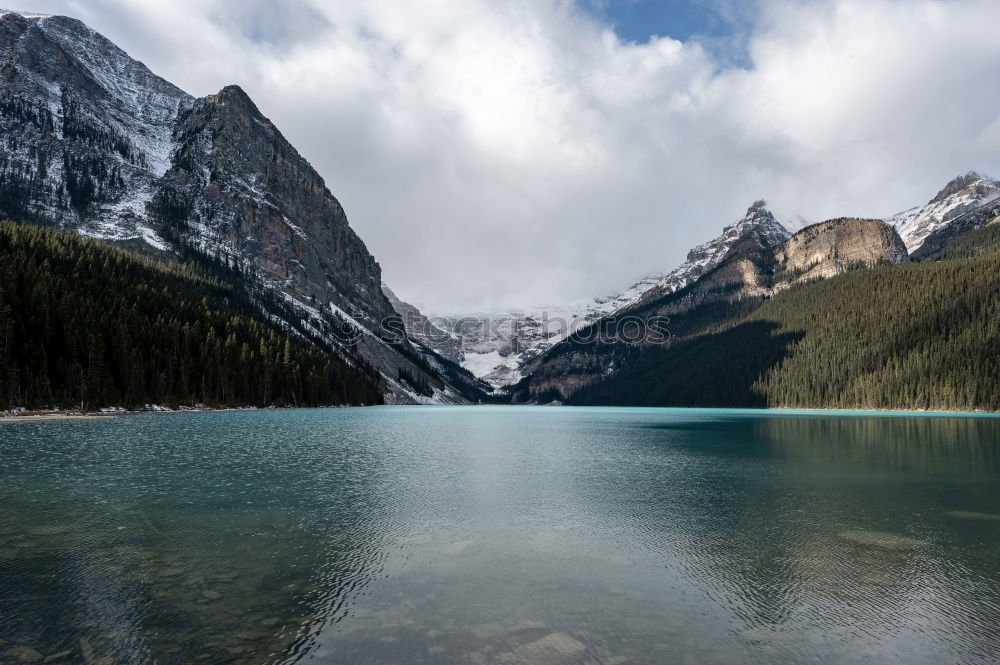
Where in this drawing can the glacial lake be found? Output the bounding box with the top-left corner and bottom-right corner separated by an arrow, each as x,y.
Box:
1,407 -> 999,665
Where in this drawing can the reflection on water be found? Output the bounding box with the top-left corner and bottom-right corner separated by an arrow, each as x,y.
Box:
759,414 -> 1000,472
1,407 -> 999,665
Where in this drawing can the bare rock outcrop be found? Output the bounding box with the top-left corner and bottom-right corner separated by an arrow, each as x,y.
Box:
774,218 -> 908,286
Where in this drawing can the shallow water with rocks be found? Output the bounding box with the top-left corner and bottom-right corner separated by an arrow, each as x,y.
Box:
1,407 -> 999,664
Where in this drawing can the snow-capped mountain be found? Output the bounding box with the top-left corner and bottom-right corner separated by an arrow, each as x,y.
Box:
886,171 -> 1000,251
428,310 -> 566,388
512,216 -> 909,404
628,199 -> 790,307
0,9 -> 471,404
435,200 -> 790,389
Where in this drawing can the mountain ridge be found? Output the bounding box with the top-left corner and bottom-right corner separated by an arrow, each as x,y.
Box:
511,215 -> 909,403
0,9 -> 475,404
431,199 -> 791,389
886,171 -> 1000,251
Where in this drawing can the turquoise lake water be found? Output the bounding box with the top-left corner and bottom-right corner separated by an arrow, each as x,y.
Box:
1,406 -> 999,664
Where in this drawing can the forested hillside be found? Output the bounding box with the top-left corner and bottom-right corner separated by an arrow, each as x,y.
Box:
572,249 -> 1000,411
0,221 -> 384,410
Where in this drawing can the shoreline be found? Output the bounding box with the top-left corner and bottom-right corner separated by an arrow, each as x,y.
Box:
0,414 -> 117,423
1,403 -> 998,422
0,404 -> 357,423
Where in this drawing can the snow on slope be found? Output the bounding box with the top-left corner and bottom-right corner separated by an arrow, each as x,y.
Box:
34,13 -> 192,177
0,10 -> 471,404
0,10 -> 193,249
628,199 -> 790,307
435,200 -> 790,388
887,172 -> 1000,251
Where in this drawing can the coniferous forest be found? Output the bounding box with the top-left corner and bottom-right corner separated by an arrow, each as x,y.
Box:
5,213 -> 1000,413
572,245 -> 1000,411
0,220 -> 384,411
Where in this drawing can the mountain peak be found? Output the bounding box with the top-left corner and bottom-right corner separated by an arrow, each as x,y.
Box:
735,199 -> 787,237
0,9 -> 54,20
888,170 -> 1000,250
209,84 -> 259,112
0,8 -> 479,404
217,84 -> 251,101
930,171 -> 996,204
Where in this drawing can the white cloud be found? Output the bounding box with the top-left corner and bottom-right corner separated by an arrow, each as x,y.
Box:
23,0 -> 1000,311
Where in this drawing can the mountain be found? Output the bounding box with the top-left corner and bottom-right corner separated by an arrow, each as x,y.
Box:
632,199 -> 791,304
434,200 -> 791,390
0,10 -> 473,404
511,216 -> 908,403
381,284 -> 463,364
379,283 -> 495,401
886,171 -> 1000,252
773,217 -> 908,284
0,221 -> 384,410
571,242 -> 1000,411
930,209 -> 1000,260
909,192 -> 1000,261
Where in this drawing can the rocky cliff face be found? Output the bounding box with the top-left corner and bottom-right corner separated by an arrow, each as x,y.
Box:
0,11 -> 190,236
773,218 -> 909,285
0,10 -> 466,404
157,84 -> 396,330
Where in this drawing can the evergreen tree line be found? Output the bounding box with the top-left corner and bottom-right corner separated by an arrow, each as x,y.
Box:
935,221 -> 1000,261
0,220 -> 383,411
572,247 -> 1000,411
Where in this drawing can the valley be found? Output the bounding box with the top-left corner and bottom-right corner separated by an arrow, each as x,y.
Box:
0,9 -> 998,413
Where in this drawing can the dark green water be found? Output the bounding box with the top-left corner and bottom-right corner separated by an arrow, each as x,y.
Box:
1,407 -> 999,665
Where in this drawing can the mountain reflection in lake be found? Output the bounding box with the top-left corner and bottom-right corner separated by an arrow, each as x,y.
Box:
1,407 -> 998,665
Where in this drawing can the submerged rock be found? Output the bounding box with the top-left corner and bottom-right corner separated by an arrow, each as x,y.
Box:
839,530 -> 927,550
79,638 -> 96,665
443,540 -> 474,556
946,511 -> 1000,522
27,525 -> 70,537
469,623 -> 505,640
201,590 -> 222,601
498,632 -> 586,665
507,620 -> 546,634
156,567 -> 184,578
2,646 -> 43,663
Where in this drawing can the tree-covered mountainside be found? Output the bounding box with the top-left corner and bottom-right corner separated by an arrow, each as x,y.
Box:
933,219 -> 1000,261
510,217 -> 910,404
0,221 -> 384,410
571,247 -> 1000,411
0,11 -> 479,404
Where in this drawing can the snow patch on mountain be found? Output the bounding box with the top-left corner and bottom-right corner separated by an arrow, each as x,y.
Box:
887,172 -> 1000,251
631,200 -> 791,306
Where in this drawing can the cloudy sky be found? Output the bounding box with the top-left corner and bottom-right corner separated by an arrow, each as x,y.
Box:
24,0 -> 1000,312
